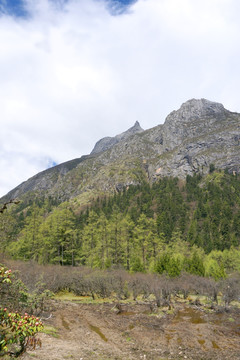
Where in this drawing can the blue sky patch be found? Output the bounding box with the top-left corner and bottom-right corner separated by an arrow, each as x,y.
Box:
107,0 -> 138,15
47,159 -> 58,169
0,0 -> 28,17
0,0 -> 137,18
114,0 -> 136,4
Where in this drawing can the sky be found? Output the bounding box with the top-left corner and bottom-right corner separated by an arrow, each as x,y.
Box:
0,0 -> 240,197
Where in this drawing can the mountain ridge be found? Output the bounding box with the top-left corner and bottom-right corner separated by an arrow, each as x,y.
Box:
91,120 -> 144,154
1,98 -> 239,205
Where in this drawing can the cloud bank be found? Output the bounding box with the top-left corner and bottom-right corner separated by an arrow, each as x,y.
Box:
0,0 -> 240,196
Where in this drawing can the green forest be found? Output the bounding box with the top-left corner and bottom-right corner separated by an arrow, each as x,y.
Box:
1,170 -> 240,279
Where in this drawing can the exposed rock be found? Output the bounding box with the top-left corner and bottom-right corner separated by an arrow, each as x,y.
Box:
1,99 -> 239,206
161,98 -> 230,149
91,121 -> 144,154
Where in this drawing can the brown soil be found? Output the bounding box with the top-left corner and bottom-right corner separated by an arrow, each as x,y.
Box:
20,300 -> 240,360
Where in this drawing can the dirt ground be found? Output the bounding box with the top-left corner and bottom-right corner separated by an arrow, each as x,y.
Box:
20,299 -> 240,360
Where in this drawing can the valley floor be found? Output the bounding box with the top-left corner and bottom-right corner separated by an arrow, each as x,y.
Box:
20,299 -> 240,360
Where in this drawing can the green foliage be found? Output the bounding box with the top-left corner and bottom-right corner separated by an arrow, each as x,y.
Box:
205,258 -> 226,280
2,171 -> 240,276
131,257 -> 145,272
209,163 -> 215,173
0,265 -> 43,356
155,252 -> 181,277
0,308 -> 43,356
0,212 -> 17,254
183,252 -> 205,276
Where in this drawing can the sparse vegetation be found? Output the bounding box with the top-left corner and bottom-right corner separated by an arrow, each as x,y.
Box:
1,259 -> 239,309
0,259 -> 238,360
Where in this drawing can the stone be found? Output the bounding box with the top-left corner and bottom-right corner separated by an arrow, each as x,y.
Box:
91,120 -> 144,154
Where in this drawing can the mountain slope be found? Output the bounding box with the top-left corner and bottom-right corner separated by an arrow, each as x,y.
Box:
1,98 -> 240,205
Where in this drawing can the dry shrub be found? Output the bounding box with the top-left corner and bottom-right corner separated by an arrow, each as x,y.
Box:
221,273 -> 240,307
1,255 -> 240,310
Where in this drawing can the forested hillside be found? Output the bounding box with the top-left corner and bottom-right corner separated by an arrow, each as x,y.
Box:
1,170 -> 240,278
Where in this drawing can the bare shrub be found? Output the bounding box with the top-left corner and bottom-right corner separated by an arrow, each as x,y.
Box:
174,273 -> 209,300
149,274 -> 162,307
173,273 -> 192,299
3,257 -> 240,312
129,273 -> 144,300
129,273 -> 150,301
110,270 -> 130,300
89,272 -> 112,299
201,277 -> 220,305
161,274 -> 174,306
221,273 -> 240,308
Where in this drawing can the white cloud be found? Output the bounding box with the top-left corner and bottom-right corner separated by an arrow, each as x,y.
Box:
0,0 -> 240,196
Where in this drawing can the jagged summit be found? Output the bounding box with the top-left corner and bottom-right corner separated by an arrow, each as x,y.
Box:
165,98 -> 226,125
132,120 -> 141,128
91,120 -> 144,155
161,98 -> 230,151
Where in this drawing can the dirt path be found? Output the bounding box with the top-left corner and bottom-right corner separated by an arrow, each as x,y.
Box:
20,300 -> 240,360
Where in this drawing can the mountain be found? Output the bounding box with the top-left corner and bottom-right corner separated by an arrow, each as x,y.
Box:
1,98 -> 240,206
91,120 -> 144,154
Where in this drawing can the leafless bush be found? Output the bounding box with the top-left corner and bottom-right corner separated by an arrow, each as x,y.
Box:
161,274 -> 174,306
89,272 -> 112,299
2,257 -> 240,311
149,275 -> 162,307
1,258 -> 93,293
129,273 -> 150,301
201,277 -> 220,305
221,273 -> 240,308
110,270 -> 130,300
70,273 -> 90,296
173,273 -> 209,300
173,273 -> 192,299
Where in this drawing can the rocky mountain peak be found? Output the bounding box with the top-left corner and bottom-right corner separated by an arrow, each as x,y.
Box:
116,120 -> 143,138
179,98 -> 225,118
132,120 -> 141,129
165,98 -> 226,125
91,121 -> 144,155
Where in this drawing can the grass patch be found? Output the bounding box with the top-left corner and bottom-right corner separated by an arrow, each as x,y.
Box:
54,290 -> 83,301
231,301 -> 240,308
54,290 -> 137,304
54,290 -> 114,304
41,325 -> 59,338
149,310 -> 165,318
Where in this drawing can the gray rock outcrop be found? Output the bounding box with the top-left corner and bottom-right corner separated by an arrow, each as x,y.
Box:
91,121 -> 144,154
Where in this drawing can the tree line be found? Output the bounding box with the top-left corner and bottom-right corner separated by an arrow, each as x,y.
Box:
1,170 -> 240,277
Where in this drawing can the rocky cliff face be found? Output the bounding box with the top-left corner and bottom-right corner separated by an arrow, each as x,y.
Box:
162,99 -> 227,149
151,98 -> 240,178
1,99 -> 239,205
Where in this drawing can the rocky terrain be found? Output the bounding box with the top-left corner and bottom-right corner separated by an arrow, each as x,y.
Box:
2,98 -> 240,206
91,120 -> 144,154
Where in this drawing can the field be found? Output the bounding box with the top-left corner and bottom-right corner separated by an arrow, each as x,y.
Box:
20,295 -> 240,360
